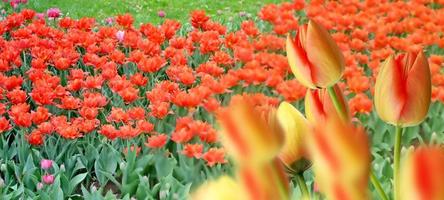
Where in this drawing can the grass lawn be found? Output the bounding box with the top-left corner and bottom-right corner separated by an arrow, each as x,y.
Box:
24,0 -> 285,25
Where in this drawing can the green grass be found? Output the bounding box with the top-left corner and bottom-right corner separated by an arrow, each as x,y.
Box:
24,0 -> 285,25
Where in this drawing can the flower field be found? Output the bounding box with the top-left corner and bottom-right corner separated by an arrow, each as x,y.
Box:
0,0 -> 444,199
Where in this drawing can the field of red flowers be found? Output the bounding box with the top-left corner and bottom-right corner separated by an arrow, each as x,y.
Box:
0,0 -> 444,199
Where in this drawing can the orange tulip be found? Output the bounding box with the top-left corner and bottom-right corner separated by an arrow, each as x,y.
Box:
286,20 -> 345,88
217,98 -> 283,164
401,147 -> 444,200
238,159 -> 290,200
374,51 -> 431,127
307,118 -> 370,200
276,102 -> 311,172
305,84 -> 350,124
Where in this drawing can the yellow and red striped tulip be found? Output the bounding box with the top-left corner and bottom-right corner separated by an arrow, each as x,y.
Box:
374,51 -> 431,127
276,102 -> 311,172
286,20 -> 345,89
238,158 -> 290,200
307,118 -> 370,200
305,84 -> 350,124
191,176 -> 246,200
217,98 -> 284,164
401,147 -> 444,200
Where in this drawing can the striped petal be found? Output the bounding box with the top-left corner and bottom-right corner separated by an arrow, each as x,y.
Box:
399,51 -> 431,126
307,118 -> 370,200
374,55 -> 406,125
305,20 -> 345,88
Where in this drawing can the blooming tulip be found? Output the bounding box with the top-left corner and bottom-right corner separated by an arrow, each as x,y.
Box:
401,147 -> 444,200
276,102 -> 310,172
307,118 -> 370,200
374,51 -> 431,127
286,20 -> 345,88
217,98 -> 283,164
305,84 -> 350,123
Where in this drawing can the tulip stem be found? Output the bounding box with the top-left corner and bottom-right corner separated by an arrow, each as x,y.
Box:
393,126 -> 403,200
370,170 -> 389,200
327,86 -> 347,121
295,173 -> 310,199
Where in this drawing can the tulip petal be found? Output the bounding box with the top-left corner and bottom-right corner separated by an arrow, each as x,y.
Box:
286,34 -> 316,88
306,20 -> 345,87
399,51 -> 431,126
374,55 -> 406,125
277,102 -> 309,167
191,176 -> 245,200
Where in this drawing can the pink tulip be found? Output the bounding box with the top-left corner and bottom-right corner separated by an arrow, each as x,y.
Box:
40,159 -> 53,170
42,174 -> 54,184
46,8 -> 61,19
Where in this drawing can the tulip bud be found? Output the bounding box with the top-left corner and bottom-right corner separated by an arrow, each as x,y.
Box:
401,147 -> 444,200
217,98 -> 283,164
276,102 -> 311,173
307,118 -> 370,200
237,159 -> 290,200
305,84 -> 349,124
191,176 -> 246,200
42,174 -> 54,185
286,20 -> 345,88
374,51 -> 431,127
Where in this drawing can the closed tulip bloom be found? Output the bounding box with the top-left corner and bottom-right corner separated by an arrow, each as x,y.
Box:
217,98 -> 283,164
238,159 -> 290,200
308,118 -> 370,200
286,20 -> 345,88
276,102 -> 311,172
401,147 -> 444,200
375,51 -> 431,127
305,84 -> 350,124
191,176 -> 246,200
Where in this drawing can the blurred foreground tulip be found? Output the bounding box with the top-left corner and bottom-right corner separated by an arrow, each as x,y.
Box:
276,102 -> 310,173
401,147 -> 444,200
217,98 -> 283,164
308,118 -> 370,200
286,20 -> 345,89
305,84 -> 350,123
191,176 -> 245,200
238,159 -> 290,200
375,51 -> 431,127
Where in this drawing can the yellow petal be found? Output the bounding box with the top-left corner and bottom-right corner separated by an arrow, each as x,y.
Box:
191,176 -> 246,200
374,55 -> 405,125
277,102 -> 309,169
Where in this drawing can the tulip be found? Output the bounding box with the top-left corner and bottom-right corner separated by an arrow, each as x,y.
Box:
191,176 -> 246,200
42,174 -> 54,185
401,147 -> 444,200
307,118 -> 370,200
305,84 -> 350,123
374,51 -> 431,127
217,98 -> 283,164
276,102 -> 310,173
40,159 -> 53,170
237,159 -> 290,200
286,20 -> 345,89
